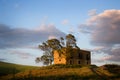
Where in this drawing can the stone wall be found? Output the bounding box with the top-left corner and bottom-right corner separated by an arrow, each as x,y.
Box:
53,50 -> 66,64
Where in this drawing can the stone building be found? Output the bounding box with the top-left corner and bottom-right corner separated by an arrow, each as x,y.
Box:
53,48 -> 91,65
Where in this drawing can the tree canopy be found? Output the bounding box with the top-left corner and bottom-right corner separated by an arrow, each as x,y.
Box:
35,34 -> 80,65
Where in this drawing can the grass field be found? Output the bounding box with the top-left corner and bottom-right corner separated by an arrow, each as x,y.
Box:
0,61 -> 39,76
0,61 -> 120,80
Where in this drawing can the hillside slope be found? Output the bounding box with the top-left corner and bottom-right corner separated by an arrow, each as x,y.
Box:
0,61 -> 38,76
0,64 -> 120,80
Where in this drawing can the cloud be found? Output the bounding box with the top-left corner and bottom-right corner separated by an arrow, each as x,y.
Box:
91,46 -> 120,62
0,24 -> 65,49
61,19 -> 69,25
101,55 -> 114,61
78,23 -> 93,34
108,48 -> 120,62
92,59 -> 104,63
10,50 -> 33,59
90,10 -> 120,46
61,19 -> 77,34
96,48 -> 120,62
0,58 -> 6,61
79,9 -> 120,46
79,10 -> 120,63
88,9 -> 97,16
48,35 -> 57,40
68,26 -> 76,34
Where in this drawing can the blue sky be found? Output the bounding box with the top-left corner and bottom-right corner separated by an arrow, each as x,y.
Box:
0,0 -> 120,66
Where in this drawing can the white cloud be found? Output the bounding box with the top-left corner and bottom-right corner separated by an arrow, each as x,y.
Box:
48,35 -> 57,40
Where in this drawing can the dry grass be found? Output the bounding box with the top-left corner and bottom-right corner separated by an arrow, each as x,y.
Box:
0,64 -> 120,80
1,66 -> 98,80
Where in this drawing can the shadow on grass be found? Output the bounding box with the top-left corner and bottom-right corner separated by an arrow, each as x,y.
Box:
0,67 -> 19,76
11,75 -> 100,80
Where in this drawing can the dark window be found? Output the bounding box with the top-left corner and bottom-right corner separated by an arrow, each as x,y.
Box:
70,60 -> 74,64
70,60 -> 72,64
70,56 -> 73,59
78,61 -> 81,64
87,61 -> 89,64
86,54 -> 90,60
78,53 -> 82,59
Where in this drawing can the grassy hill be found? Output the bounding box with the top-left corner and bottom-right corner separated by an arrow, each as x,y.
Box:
0,62 -> 120,80
0,61 -> 39,76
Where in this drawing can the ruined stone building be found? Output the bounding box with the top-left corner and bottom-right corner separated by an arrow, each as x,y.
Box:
53,48 -> 91,65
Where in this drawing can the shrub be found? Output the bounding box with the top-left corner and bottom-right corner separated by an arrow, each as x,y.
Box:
104,64 -> 120,74
43,64 -> 82,69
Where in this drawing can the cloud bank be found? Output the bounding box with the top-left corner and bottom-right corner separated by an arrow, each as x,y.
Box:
79,10 -> 120,63
0,24 -> 65,49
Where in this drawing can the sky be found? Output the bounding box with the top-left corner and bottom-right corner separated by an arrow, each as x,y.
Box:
0,0 -> 120,66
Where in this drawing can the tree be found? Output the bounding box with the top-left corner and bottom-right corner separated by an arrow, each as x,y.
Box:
47,39 -> 62,50
36,41 -> 53,65
66,34 -> 78,48
35,54 -> 53,65
36,34 -> 80,65
36,39 -> 62,65
60,37 -> 65,46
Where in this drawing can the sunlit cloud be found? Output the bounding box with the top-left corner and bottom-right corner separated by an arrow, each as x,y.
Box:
79,10 -> 120,64
101,55 -> 114,61
48,35 -> 57,40
79,9 -> 120,46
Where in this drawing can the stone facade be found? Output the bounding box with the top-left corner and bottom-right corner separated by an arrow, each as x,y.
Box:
53,48 -> 91,65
